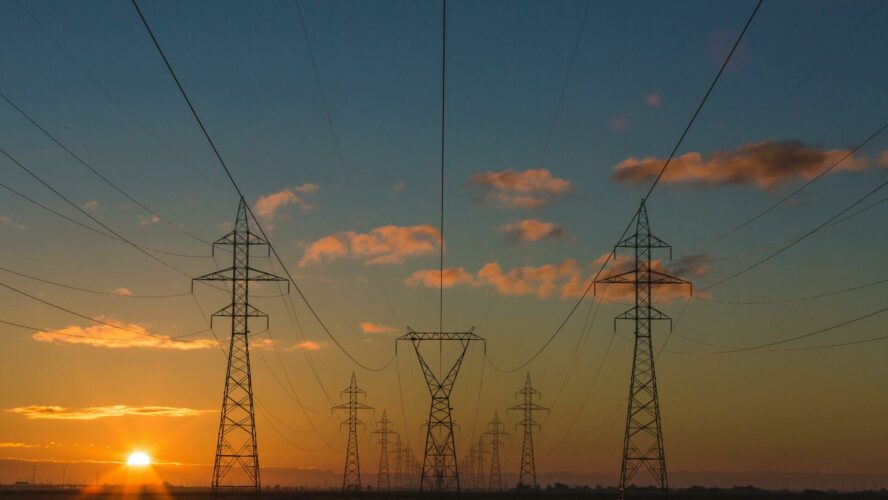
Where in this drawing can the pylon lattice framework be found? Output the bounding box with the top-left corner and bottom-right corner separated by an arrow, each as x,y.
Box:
484,411 -> 507,492
194,197 -> 288,492
508,373 -> 548,489
373,410 -> 397,491
332,372 -> 373,491
596,199 -> 691,498
397,328 -> 483,492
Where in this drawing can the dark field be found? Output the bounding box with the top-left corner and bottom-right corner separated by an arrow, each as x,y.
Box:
2,487 -> 888,500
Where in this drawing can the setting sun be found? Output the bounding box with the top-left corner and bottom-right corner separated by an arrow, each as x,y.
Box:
127,451 -> 151,467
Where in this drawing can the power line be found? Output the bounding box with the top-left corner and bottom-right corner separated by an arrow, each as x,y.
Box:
0,283 -> 208,343
13,0 -> 234,196
130,0 -> 395,372
0,89 -> 211,246
696,275 -> 888,305
0,145 -> 195,278
702,170 -> 888,291
0,264 -> 190,299
667,303 -> 888,355
484,0 -> 763,373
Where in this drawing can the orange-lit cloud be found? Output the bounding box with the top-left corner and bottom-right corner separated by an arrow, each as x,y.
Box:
7,405 -> 210,420
405,267 -> 475,289
300,224 -> 441,266
288,340 -> 325,351
477,260 -> 582,299
82,200 -> 99,211
880,150 -> 888,167
113,288 -> 133,297
32,321 -> 217,350
0,442 -> 39,448
613,140 -> 868,190
359,322 -> 398,335
254,184 -> 318,226
138,214 -> 161,226
501,219 -> 564,243
468,168 -> 571,210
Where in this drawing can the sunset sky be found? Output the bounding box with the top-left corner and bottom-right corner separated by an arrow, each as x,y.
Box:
1,0 -> 888,488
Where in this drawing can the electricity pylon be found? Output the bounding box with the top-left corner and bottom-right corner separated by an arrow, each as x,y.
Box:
194,197 -> 288,493
596,198 -> 691,499
398,328 -> 483,492
484,411 -> 507,492
332,372 -> 373,491
373,410 -> 397,491
392,434 -> 404,490
475,435 -> 486,491
508,373 -> 548,489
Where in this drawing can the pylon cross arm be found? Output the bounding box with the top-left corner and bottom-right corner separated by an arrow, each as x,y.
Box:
213,229 -> 268,247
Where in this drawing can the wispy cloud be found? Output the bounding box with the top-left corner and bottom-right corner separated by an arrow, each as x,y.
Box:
287,340 -> 326,351
7,405 -> 211,421
359,322 -> 399,335
644,93 -> 662,108
0,215 -> 26,230
138,214 -> 161,226
468,168 -> 572,210
300,224 -> 441,267
501,219 -> 564,243
32,321 -> 217,350
0,442 -> 39,448
613,140 -> 868,190
82,200 -> 99,211
405,267 -> 475,289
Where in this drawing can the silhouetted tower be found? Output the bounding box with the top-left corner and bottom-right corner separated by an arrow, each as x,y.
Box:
392,434 -> 404,490
596,199 -> 691,499
398,328 -> 483,492
484,411 -> 507,492
332,372 -> 373,491
508,373 -> 548,489
373,410 -> 397,491
194,197 -> 288,493
475,435 -> 486,491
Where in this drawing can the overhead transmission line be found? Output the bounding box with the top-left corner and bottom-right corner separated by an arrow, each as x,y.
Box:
0,264 -> 189,299
13,0 -> 233,196
0,281 -> 208,343
0,89 -> 211,246
0,318 -> 208,343
130,0 -> 393,372
292,0 -> 404,327
476,0 -> 592,329
485,0 -> 765,374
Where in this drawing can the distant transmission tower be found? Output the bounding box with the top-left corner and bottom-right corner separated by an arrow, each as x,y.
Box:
398,328 -> 483,492
508,373 -> 548,489
596,199 -> 691,499
194,197 -> 288,492
475,434 -> 486,491
484,411 -> 507,492
332,372 -> 373,491
392,434 -> 403,490
373,410 -> 396,491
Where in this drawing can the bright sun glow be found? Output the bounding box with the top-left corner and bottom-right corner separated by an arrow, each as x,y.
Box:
127,451 -> 151,467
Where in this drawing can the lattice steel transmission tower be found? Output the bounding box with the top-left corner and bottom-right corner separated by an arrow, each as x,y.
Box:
596,199 -> 691,499
508,373 -> 548,489
392,434 -> 404,490
332,372 -> 373,491
194,197 -> 288,493
475,434 -> 486,491
398,328 -> 483,492
373,410 -> 396,491
484,411 -> 507,492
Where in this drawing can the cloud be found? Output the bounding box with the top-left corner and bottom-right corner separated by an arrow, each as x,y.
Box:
288,340 -> 325,351
612,140 -> 869,190
669,253 -> 714,279
138,214 -> 161,226
477,260 -> 584,299
32,321 -> 217,350
0,215 -> 26,230
501,219 -> 564,243
112,288 -> 133,297
880,150 -> 888,167
299,224 -> 441,267
468,169 -> 572,210
250,338 -> 276,351
82,200 -> 99,211
254,184 -> 318,226
7,405 -> 210,420
645,93 -> 662,108
405,267 -> 475,289
0,442 -> 39,448
359,322 -> 398,335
